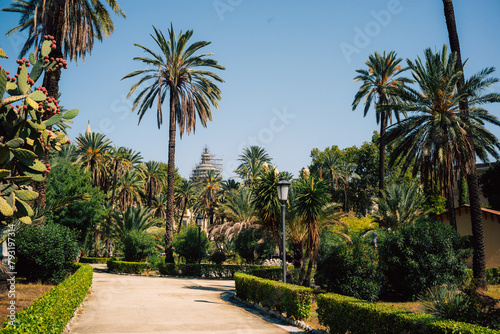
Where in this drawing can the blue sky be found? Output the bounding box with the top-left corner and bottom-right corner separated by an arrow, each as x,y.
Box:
1,0 -> 500,180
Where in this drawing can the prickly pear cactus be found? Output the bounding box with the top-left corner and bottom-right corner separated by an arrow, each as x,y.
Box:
0,38 -> 79,225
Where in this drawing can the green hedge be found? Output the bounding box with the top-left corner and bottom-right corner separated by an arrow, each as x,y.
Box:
465,267 -> 500,285
317,292 -> 500,334
1,263 -> 93,334
80,256 -> 109,264
106,260 -> 152,274
234,273 -> 312,320
156,263 -> 283,279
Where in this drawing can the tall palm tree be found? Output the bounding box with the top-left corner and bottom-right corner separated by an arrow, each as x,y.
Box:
139,161 -> 166,208
110,205 -> 158,244
151,194 -> 168,222
442,0 -> 489,290
352,51 -> 411,196
75,132 -> 112,188
337,161 -> 360,212
384,46 -> 500,233
115,169 -> 145,209
174,179 -> 196,233
109,146 -> 133,207
196,169 -> 222,225
293,173 -> 333,286
122,25 -> 224,263
234,146 -> 272,187
3,0 -> 125,209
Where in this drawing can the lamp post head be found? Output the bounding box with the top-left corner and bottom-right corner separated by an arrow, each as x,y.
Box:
196,214 -> 203,227
275,179 -> 291,203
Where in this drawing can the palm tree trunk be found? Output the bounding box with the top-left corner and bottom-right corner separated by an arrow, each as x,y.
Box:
177,200 -> 187,233
164,90 -> 177,264
148,178 -> 153,208
110,160 -> 118,207
445,183 -> 457,230
442,0 -> 487,290
378,109 -> 387,197
303,258 -> 314,287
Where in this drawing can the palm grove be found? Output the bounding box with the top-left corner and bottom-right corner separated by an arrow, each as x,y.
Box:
1,0 -> 500,314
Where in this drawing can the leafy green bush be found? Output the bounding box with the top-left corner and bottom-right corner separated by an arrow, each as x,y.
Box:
378,219 -> 471,301
317,292 -> 498,334
106,260 -> 152,274
234,228 -> 275,263
79,256 -> 109,264
419,286 -> 479,323
210,250 -> 227,264
16,224 -> 79,283
123,230 -> 156,262
46,163 -> 107,242
172,224 -> 210,263
2,263 -> 93,334
235,273 -> 313,320
316,234 -> 381,301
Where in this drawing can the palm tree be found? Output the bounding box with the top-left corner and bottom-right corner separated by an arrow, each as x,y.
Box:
75,132 -> 112,188
293,173 -> 335,286
383,46 -> 500,232
372,182 -> 428,230
318,150 -> 341,199
174,179 -> 196,233
151,194 -> 168,221
352,51 -> 411,196
110,206 -> 158,243
139,161 -> 166,208
3,0 -> 125,210
235,146 -> 272,187
442,0 -> 489,290
196,170 -> 222,225
122,25 -> 224,263
115,169 -> 145,209
337,161 -> 360,212
109,146 -> 133,207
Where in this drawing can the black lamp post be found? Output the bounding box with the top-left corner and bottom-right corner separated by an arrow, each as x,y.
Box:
276,178 -> 291,284
196,214 -> 203,264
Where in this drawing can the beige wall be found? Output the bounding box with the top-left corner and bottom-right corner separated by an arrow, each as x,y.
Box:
452,210 -> 500,268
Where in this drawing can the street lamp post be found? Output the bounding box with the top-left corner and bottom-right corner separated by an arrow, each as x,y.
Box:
196,214 -> 203,264
276,179 -> 291,284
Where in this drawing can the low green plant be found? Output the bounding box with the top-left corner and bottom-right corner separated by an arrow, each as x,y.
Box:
317,292 -> 499,334
122,230 -> 156,262
79,256 -> 109,264
378,219 -> 471,301
210,250 -> 226,264
172,224 -> 210,263
2,263 -> 92,333
16,223 -> 79,283
419,286 -> 478,323
316,234 -> 381,301
235,272 -> 313,320
106,259 -> 151,274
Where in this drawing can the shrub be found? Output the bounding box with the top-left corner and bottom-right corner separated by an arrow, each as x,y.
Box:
16,224 -> 79,283
235,273 -> 313,320
172,224 -> 210,263
316,234 -> 381,301
317,292 -> 498,334
79,256 -> 109,264
2,263 -> 93,333
378,219 -> 471,301
419,286 -> 479,324
234,228 -> 275,263
106,259 -> 152,274
122,230 -> 156,262
210,250 -> 227,264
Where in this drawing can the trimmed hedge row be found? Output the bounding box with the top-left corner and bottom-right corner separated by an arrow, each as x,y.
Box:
317,292 -> 500,334
80,256 -> 109,264
234,273 -> 313,320
465,267 -> 500,285
106,260 -> 151,274
1,263 -> 93,334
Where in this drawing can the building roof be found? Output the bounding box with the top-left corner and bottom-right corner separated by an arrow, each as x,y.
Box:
436,205 -> 500,224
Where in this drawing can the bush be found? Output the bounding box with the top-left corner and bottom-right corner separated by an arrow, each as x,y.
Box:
2,263 -> 93,333
378,219 -> 471,301
123,230 -> 156,262
234,228 -> 275,263
106,260 -> 152,274
235,273 -> 313,320
317,292 -> 498,334
210,250 -> 227,264
172,224 -> 210,263
16,224 -> 79,283
79,256 -> 109,264
316,234 -> 381,301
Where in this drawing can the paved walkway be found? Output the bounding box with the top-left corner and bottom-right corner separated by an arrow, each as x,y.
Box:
67,265 -> 306,334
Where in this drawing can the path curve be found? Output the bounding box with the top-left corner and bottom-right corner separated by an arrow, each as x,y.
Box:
67,265 -> 306,334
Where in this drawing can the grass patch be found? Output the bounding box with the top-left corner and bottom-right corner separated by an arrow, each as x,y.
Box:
0,282 -> 54,328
